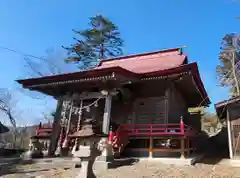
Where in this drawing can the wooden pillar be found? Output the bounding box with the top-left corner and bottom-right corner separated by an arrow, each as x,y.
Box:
149,137 -> 153,158
164,88 -> 170,125
48,98 -> 63,156
62,101 -> 73,148
186,138 -> 190,156
227,109 -> 233,159
99,93 -> 114,163
180,137 -> 185,159
102,94 -> 112,134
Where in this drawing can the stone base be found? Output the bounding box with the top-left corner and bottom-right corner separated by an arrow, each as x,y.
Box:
55,146 -> 61,156
96,155 -> 114,162
61,147 -> 69,157
42,150 -> 49,157
76,160 -> 96,178
94,160 -> 112,171
136,154 -> 204,166
72,157 -> 81,168
22,150 -> 43,159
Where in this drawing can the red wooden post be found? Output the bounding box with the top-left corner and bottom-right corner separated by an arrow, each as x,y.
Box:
36,122 -> 41,135
35,127 -> 39,135
150,124 -> 153,136
180,118 -> 184,134
108,126 -> 114,144
165,124 -> 168,134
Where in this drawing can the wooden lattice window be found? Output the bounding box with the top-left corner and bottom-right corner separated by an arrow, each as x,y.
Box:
233,125 -> 240,138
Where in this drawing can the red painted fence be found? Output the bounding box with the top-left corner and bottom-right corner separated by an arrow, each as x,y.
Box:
120,123 -> 193,136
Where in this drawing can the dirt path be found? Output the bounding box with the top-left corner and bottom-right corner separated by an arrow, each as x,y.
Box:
1,158 -> 240,178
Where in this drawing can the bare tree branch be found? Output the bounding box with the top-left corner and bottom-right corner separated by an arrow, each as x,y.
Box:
0,89 -> 16,128
23,48 -> 77,78
23,57 -> 45,77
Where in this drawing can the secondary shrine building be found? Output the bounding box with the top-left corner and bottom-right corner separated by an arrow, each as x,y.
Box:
17,47 -> 210,158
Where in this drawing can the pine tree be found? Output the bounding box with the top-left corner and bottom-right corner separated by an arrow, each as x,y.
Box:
63,15 -> 124,70
216,33 -> 240,97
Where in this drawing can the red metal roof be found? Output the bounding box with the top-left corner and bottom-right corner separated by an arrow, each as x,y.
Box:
16,47 -> 186,87
16,47 -> 210,105
95,47 -> 187,74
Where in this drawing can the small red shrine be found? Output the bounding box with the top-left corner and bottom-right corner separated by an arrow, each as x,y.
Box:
17,47 -> 210,158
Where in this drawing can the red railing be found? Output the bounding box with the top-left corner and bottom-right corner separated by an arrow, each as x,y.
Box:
113,125 -> 128,147
120,123 -> 192,136
35,122 -> 52,136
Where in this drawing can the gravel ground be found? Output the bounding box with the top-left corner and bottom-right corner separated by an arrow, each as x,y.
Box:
1,158 -> 240,178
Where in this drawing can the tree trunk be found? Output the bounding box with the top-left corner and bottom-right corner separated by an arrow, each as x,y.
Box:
48,98 -> 63,156
232,51 -> 240,96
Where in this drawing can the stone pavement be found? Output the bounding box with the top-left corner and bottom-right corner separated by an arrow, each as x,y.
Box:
1,157 -> 240,177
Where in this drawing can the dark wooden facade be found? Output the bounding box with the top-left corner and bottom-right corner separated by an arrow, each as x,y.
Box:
110,82 -> 188,126
64,80 -> 190,131
108,81 -> 198,158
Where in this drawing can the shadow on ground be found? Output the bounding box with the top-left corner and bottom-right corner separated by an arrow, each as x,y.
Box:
109,158 -> 139,169
195,127 -> 229,165
0,148 -> 25,157
0,157 -> 73,177
0,157 -> 37,176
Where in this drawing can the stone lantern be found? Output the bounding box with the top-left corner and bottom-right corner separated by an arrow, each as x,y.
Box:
69,118 -> 108,178
22,136 -> 43,159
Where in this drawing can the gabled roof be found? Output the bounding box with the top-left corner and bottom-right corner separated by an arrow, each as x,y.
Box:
215,96 -> 240,118
96,47 -> 187,73
16,47 -> 210,106
215,96 -> 240,109
17,47 -> 187,87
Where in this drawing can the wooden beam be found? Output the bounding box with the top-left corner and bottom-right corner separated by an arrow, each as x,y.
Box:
63,91 -> 119,101
227,109 -> 233,159
48,98 -> 63,156
125,148 -> 148,152
125,148 -> 194,152
180,138 -> 185,159
63,92 -> 105,100
186,139 -> 190,156
149,137 -> 153,158
102,94 -> 112,134
165,88 -> 170,124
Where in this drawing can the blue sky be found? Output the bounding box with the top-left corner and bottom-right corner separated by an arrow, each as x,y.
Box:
0,0 -> 239,125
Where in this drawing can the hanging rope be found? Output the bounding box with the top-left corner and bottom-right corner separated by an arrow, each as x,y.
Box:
66,101 -> 74,133
62,96 -> 102,116
72,100 -> 83,152
60,94 -> 104,153
62,101 -> 74,148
